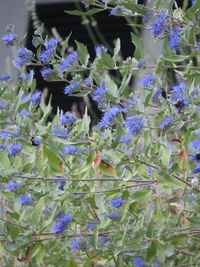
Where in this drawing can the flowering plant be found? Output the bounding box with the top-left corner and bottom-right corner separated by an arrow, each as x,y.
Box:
1,0 -> 200,266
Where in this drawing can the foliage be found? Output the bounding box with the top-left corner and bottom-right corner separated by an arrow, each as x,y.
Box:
1,0 -> 200,266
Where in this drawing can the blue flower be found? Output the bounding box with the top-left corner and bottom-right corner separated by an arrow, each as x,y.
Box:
52,126 -> 69,137
137,59 -> 145,68
92,85 -> 107,105
55,209 -> 65,218
99,105 -> 123,128
45,37 -> 57,49
191,0 -> 196,5
59,51 -> 78,72
86,222 -> 95,230
99,236 -> 108,245
195,42 -> 200,52
2,33 -> 18,46
108,212 -> 120,219
30,90 -> 42,105
168,27 -> 181,52
124,115 -> 145,136
0,74 -> 10,81
152,88 -> 163,103
160,115 -> 173,129
70,238 -> 82,250
109,6 -> 124,16
41,67 -> 52,80
4,181 -> 21,191
150,13 -> 168,37
13,47 -> 33,67
154,260 -> 160,267
60,145 -> 81,155
20,108 -> 30,117
19,194 -> 34,205
194,165 -> 200,173
119,135 -> 131,143
40,48 -> 55,64
95,45 -> 108,56
43,205 -> 52,213
64,81 -> 79,95
60,112 -> 75,125
191,140 -> 200,149
83,77 -> 92,86
139,74 -> 155,88
109,197 -> 126,207
133,257 -> 147,267
7,142 -> 23,156
52,213 -> 72,233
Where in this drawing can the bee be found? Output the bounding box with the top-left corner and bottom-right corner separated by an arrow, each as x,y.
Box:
173,98 -> 183,108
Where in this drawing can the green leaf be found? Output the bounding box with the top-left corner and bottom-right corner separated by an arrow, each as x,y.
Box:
0,151 -> 12,170
112,124 -> 124,149
81,108 -> 91,134
131,32 -> 144,60
60,32 -> 72,57
75,41 -> 89,66
160,145 -> 172,166
64,8 -> 103,16
113,38 -> 121,63
104,74 -> 118,99
96,50 -> 114,70
163,55 -> 190,62
31,197 -> 45,224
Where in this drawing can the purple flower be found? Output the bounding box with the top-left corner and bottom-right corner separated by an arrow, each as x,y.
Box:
19,194 -> 34,205
52,213 -> 72,233
109,197 -> 126,207
7,142 -> 23,156
160,115 -> 173,129
95,45 -> 108,56
13,47 -> 33,67
0,75 -> 10,81
154,260 -> 160,267
139,74 -> 155,88
133,257 -> 147,267
60,112 -> 75,125
168,27 -> 181,52
99,105 -> 123,127
191,0 -> 196,5
4,181 -> 21,191
30,90 -> 42,105
41,67 -> 52,80
2,33 -> 18,46
124,115 -> 145,136
150,13 -> 168,37
59,51 -> 78,72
